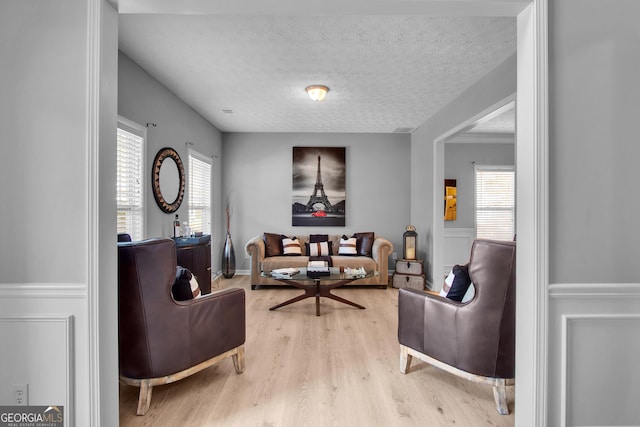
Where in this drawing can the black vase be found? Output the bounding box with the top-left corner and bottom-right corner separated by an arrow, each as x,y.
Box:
222,233 -> 236,278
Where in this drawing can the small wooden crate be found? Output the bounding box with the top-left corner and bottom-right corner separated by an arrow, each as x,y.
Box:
392,273 -> 425,290
395,259 -> 424,275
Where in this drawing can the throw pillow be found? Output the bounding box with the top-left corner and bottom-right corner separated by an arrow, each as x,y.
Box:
445,264 -> 473,302
282,236 -> 302,256
441,267 -> 475,303
460,282 -> 475,303
172,266 -> 201,301
307,241 -> 331,257
263,232 -> 283,257
308,234 -> 333,255
309,234 -> 329,243
338,235 -> 358,255
353,232 -> 375,257
440,270 -> 454,297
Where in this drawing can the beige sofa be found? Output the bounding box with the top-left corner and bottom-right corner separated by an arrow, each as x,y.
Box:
245,233 -> 393,289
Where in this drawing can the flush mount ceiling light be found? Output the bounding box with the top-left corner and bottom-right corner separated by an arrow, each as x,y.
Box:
306,85 -> 329,101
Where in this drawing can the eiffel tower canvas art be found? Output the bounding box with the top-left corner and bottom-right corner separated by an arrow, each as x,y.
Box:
292,147 -> 346,226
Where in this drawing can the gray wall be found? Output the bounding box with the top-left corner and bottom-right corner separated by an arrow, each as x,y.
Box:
546,1 -> 640,425
548,0 -> 640,284
444,142 -> 514,229
118,52 -> 227,270
222,132 -> 411,271
1,2 -> 88,284
0,0 -> 119,424
411,54 -> 517,283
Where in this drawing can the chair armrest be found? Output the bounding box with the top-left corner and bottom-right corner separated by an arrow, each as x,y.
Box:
184,288 -> 246,365
398,288 -> 460,356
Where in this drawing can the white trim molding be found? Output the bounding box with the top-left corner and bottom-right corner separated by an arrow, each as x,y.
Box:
446,132 -> 515,144
515,0 -> 549,426
549,282 -> 640,299
86,0 -> 102,425
0,283 -> 88,299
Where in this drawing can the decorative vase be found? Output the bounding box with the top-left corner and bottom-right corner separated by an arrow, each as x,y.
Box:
222,233 -> 236,278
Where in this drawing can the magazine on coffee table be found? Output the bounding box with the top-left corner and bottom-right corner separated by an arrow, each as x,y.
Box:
270,268 -> 300,279
307,260 -> 330,277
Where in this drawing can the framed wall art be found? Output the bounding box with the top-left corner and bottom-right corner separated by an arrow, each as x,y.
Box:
292,147 -> 346,226
444,179 -> 457,221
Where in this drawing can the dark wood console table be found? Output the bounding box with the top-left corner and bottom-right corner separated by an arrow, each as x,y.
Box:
173,235 -> 212,294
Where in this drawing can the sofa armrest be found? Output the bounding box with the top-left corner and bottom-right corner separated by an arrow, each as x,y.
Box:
245,234 -> 265,259
372,237 -> 393,280
372,236 -> 393,262
245,235 -> 265,285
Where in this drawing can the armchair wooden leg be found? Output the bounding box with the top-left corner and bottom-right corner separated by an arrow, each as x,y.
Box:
232,345 -> 245,374
399,345 -> 412,374
493,382 -> 509,415
136,379 -> 153,416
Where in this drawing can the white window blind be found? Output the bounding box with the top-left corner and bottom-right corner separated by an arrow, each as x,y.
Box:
188,150 -> 212,235
475,166 -> 515,241
116,120 -> 145,241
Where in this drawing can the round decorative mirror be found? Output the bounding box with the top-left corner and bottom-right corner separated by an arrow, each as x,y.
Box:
151,147 -> 185,213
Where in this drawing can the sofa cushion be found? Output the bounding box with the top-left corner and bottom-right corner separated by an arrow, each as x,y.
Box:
338,235 -> 358,255
354,232 -> 375,257
172,266 -> 201,301
263,232 -> 283,257
309,234 -> 328,243
331,256 -> 377,271
262,256 -> 310,272
282,236 -> 302,256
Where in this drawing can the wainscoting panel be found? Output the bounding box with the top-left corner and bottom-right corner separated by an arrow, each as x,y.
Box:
442,228 -> 475,282
0,283 -> 86,427
548,283 -> 640,427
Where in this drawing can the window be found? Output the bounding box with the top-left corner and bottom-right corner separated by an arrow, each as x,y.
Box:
475,166 -> 515,241
116,118 -> 145,241
188,149 -> 212,235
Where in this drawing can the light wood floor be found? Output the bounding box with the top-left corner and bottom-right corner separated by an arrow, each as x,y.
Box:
119,275 -> 514,426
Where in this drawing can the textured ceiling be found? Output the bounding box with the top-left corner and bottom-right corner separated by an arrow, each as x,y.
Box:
118,11 -> 517,133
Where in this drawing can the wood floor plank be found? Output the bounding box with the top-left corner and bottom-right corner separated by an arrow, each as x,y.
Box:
120,275 -> 514,426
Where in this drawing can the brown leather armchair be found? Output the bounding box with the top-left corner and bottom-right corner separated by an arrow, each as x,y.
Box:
398,239 -> 516,414
118,238 -> 246,415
